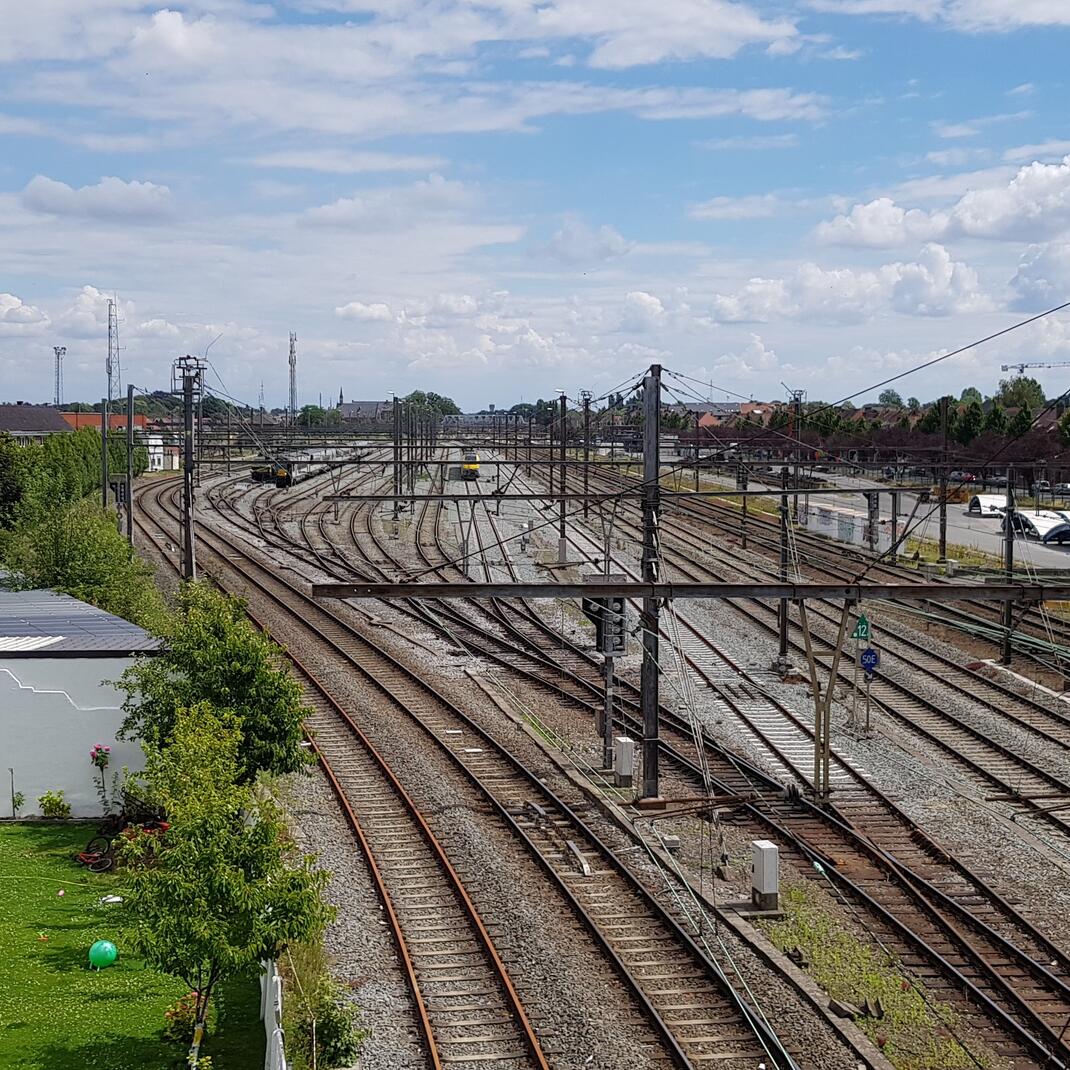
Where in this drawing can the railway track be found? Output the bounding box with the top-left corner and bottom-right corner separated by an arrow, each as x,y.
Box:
137,476 -> 797,1070
202,458 -> 1070,1067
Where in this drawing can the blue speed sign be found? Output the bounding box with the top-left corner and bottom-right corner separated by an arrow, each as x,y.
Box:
860,647 -> 880,674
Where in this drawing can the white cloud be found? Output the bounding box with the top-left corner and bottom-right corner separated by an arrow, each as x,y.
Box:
249,150 -> 448,174
541,217 -> 633,263
1003,140 -> 1070,163
1010,242 -> 1070,309
712,244 -> 985,323
335,301 -> 395,321
713,333 -> 781,374
819,156 -> 1070,246
55,286 -> 134,340
807,1 -> 1070,29
21,175 -> 173,221
816,197 -> 946,246
0,293 -> 49,334
619,290 -> 665,332
304,175 -> 473,230
690,193 -> 781,220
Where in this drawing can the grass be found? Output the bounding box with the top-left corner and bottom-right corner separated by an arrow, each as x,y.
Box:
900,535 -> 1002,569
0,822 -> 264,1070
761,885 -> 986,1070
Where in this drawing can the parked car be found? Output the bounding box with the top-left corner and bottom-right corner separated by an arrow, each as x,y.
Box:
987,474 -> 1008,487
1033,480 -> 1052,495
949,470 -> 976,483
1055,483 -> 1070,497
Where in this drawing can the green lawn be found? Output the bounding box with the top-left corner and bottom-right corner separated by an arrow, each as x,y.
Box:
0,823 -> 264,1070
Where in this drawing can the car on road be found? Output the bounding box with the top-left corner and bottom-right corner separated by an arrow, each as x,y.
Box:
1055,483 -> 1070,497
986,474 -> 1008,487
1033,480 -> 1052,496
949,470 -> 976,483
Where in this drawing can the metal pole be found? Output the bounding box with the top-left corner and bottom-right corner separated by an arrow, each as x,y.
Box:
125,383 -> 134,545
392,400 -> 400,520
939,396 -> 948,561
694,409 -> 700,492
602,655 -> 615,770
1003,465 -> 1015,665
792,394 -> 801,521
101,399 -> 109,509
559,393 -> 567,561
226,407 -> 231,475
891,490 -> 899,553
740,460 -> 748,550
182,367 -> 196,580
640,364 -> 662,801
583,392 -> 591,520
778,467 -> 789,665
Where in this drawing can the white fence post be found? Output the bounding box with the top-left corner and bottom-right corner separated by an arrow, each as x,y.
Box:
260,959 -> 288,1070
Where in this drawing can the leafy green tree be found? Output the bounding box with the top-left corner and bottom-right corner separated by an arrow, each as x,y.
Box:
998,376 -> 1045,411
955,401 -> 984,444
403,390 -> 460,416
983,404 -> 1007,435
906,397 -> 921,413
0,433 -> 31,532
1060,410 -> 1070,446
877,388 -> 903,407
1008,403 -> 1034,438
959,386 -> 983,405
123,703 -> 330,1067
119,583 -> 310,780
917,405 -> 941,434
4,498 -> 167,628
299,404 -> 326,426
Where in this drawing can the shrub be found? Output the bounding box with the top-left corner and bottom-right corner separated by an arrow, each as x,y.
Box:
11,790 -> 25,817
293,979 -> 364,1069
37,790 -> 71,818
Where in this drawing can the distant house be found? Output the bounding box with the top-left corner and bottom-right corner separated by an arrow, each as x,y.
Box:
0,404 -> 72,445
62,412 -> 149,432
339,400 -> 394,421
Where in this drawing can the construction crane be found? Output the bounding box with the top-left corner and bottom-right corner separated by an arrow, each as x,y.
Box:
1001,361 -> 1070,374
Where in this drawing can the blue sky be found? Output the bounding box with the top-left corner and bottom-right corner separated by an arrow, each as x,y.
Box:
2,1 -> 1070,410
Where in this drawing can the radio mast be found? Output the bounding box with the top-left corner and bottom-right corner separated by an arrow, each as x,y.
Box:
53,346 -> 65,407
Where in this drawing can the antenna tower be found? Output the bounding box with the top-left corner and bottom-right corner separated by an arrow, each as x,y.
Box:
106,299 -> 122,406
53,346 -> 65,407
288,332 -> 298,424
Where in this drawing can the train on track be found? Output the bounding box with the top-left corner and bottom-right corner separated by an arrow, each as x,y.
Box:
461,451 -> 480,480
250,460 -> 292,487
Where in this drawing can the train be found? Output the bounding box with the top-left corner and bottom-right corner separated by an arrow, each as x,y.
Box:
250,461 -> 292,488
461,451 -> 480,481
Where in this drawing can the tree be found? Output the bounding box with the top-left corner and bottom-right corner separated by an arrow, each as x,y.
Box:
1008,403 -> 1034,438
299,404 -> 326,427
119,583 -> 310,781
955,401 -> 984,444
959,386 -> 983,405
123,703 -> 330,1066
917,405 -> 941,434
998,376 -> 1045,411
907,397 -> 921,413
877,389 -> 903,408
5,498 -> 167,629
983,404 -> 1007,435
403,390 -> 460,416
1059,410 -> 1070,447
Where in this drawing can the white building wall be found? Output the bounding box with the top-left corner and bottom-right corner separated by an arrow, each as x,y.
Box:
0,657 -> 146,818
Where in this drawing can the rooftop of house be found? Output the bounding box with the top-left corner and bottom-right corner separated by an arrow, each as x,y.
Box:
0,404 -> 72,435
0,589 -> 161,657
62,413 -> 149,431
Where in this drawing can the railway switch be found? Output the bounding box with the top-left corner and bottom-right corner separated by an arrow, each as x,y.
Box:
751,840 -> 779,912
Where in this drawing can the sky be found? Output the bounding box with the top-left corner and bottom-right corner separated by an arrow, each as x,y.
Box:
2,1 -> 1070,411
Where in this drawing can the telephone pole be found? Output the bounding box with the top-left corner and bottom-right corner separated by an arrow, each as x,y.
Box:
939,395 -> 949,561
640,364 -> 662,802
